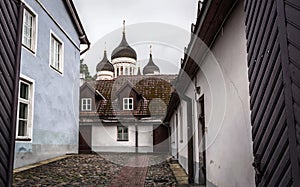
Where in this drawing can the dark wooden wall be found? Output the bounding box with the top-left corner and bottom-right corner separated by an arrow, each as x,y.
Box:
0,0 -> 23,186
244,0 -> 300,186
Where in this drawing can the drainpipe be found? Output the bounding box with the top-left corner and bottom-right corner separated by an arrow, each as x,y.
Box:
80,41 -> 90,56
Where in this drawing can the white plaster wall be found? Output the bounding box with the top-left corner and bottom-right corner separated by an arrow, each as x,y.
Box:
170,114 -> 178,158
177,102 -> 189,174
138,126 -> 153,146
92,125 -> 153,152
194,2 -> 254,186
168,1 -> 254,186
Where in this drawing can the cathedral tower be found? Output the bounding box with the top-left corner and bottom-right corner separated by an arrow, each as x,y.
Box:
111,20 -> 137,77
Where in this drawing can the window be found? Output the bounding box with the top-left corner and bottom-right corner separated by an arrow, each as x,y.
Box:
117,126 -> 128,141
16,79 -> 34,140
179,108 -> 183,143
22,7 -> 37,52
50,33 -> 63,73
123,98 -> 133,110
125,67 -> 128,75
81,98 -> 92,111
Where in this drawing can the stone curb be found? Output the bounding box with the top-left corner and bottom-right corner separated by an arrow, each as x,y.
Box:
169,162 -> 189,185
13,155 -> 72,173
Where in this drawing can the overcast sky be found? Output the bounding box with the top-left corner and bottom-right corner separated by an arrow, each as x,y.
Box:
73,0 -> 198,75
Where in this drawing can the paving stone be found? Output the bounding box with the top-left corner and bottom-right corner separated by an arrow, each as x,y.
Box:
13,153 -> 178,187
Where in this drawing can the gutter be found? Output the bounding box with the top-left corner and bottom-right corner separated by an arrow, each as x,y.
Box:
63,0 -> 91,55
80,42 -> 90,56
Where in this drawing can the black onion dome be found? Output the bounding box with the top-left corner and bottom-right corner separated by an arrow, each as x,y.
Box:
96,50 -> 114,72
111,33 -> 137,60
143,54 -> 160,75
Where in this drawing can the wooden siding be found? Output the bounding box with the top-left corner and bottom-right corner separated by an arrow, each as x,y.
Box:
0,0 -> 23,186
245,0 -> 300,186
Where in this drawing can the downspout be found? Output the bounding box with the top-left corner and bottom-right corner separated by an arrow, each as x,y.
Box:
80,40 -> 90,56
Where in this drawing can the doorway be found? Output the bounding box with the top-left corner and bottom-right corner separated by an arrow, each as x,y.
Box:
79,125 -> 92,153
198,96 -> 206,184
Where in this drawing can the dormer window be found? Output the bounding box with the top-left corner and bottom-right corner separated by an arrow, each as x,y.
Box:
123,98 -> 133,110
81,98 -> 92,111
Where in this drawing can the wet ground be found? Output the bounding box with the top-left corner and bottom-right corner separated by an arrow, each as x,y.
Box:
13,153 -> 178,186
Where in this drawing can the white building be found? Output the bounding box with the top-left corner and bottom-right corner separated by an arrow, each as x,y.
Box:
164,0 -> 255,186
80,21 -> 175,153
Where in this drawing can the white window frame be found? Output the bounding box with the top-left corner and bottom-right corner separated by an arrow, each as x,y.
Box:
49,31 -> 64,74
117,126 -> 129,141
123,98 -> 133,110
16,75 -> 35,141
179,107 -> 183,143
22,5 -> 38,54
81,98 -> 92,111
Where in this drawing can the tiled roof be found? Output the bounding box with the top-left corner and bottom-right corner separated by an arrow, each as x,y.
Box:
96,75 -> 177,118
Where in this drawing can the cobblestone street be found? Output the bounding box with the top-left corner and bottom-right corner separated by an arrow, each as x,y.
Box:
13,153 -> 178,187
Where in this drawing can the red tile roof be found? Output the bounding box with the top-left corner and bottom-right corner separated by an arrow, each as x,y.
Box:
95,75 -> 177,118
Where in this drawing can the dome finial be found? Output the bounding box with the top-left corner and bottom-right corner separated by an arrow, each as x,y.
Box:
104,42 -> 107,52
123,20 -> 126,34
150,45 -> 152,54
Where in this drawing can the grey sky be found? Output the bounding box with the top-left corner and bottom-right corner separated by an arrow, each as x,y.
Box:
73,0 -> 198,75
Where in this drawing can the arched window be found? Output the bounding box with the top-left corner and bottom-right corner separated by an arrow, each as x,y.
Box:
125,67 -> 128,75
117,67 -> 119,76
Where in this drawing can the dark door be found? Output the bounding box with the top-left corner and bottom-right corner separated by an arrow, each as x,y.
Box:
198,96 -> 206,184
0,0 -> 24,186
153,124 -> 169,152
79,126 -> 92,153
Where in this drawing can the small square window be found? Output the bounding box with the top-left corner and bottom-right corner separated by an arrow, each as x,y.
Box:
117,126 -> 128,141
22,8 -> 37,52
50,33 -> 63,73
123,98 -> 133,110
81,98 -> 92,111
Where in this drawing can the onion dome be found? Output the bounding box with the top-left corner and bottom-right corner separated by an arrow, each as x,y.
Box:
96,50 -> 114,72
143,46 -> 160,75
111,20 -> 137,60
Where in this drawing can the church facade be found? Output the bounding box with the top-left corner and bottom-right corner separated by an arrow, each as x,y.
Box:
79,21 -> 176,153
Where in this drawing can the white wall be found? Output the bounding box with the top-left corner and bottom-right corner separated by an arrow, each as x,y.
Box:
196,2 -> 254,186
92,125 -> 153,152
138,125 -> 153,152
169,1 -> 255,186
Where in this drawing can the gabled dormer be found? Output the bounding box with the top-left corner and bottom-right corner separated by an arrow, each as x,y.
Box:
115,81 -> 143,111
80,82 -> 105,112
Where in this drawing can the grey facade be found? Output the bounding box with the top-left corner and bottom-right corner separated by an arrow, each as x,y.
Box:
14,0 -> 89,168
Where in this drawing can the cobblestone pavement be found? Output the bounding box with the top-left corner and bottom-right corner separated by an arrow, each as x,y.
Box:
13,153 -> 178,186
